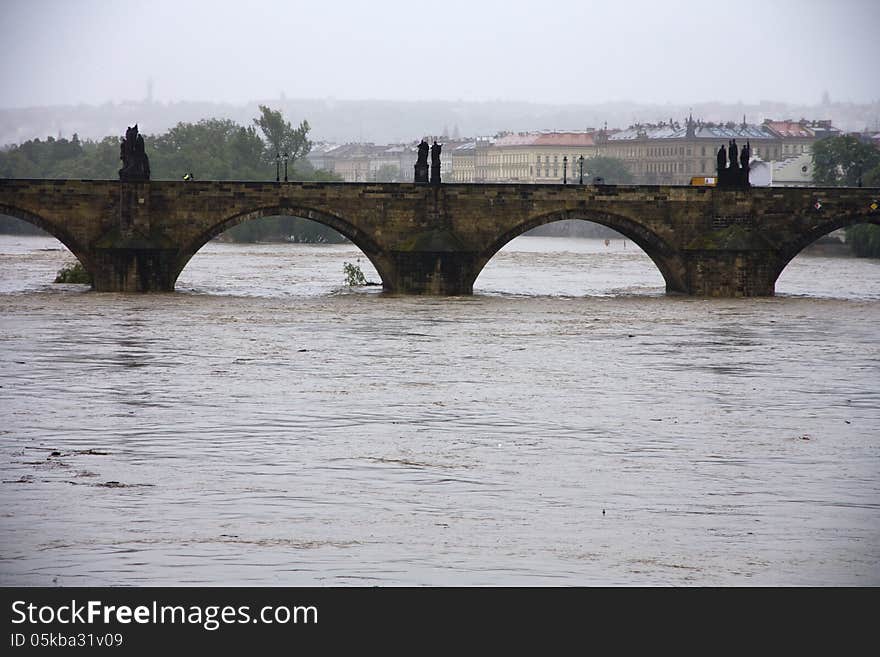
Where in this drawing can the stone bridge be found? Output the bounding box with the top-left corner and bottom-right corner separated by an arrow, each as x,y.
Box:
0,179 -> 877,296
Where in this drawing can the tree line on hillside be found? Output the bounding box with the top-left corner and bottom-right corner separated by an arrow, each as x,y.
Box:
0,106 -> 345,243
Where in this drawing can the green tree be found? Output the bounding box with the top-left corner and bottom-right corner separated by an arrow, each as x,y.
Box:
863,163 -> 880,187
253,105 -> 312,171
0,111 -> 340,243
371,164 -> 400,182
150,119 -> 265,180
846,224 -> 880,258
582,156 -> 634,184
0,135 -> 91,178
812,135 -> 880,187
813,135 -> 880,259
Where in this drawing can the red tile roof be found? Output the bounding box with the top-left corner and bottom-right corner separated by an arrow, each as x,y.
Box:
764,121 -> 813,138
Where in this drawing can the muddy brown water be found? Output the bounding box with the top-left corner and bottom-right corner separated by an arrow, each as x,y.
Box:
1,234 -> 878,585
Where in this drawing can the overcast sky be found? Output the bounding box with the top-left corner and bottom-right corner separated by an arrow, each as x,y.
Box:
1,0 -> 878,108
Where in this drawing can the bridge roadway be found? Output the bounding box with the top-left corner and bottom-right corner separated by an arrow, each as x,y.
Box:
0,179 -> 877,296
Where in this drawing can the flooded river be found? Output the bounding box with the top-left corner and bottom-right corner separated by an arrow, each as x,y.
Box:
1,233 -> 878,585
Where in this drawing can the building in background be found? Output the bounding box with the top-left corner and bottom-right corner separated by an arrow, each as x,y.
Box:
306,118 -> 841,186
605,116 -> 774,185
306,142 -> 416,182
771,152 -> 814,186
450,141 -> 476,182
476,132 -> 598,183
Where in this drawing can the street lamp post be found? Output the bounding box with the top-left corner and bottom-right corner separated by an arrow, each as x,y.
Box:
275,152 -> 280,183
578,155 -> 585,184
563,156 -> 568,184
283,152 -> 289,182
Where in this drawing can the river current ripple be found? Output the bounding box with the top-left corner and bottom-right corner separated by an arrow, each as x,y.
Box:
1,235 -> 878,585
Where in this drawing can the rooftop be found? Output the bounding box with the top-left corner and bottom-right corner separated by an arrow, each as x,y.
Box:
764,120 -> 814,138
491,131 -> 597,147
609,121 -> 778,141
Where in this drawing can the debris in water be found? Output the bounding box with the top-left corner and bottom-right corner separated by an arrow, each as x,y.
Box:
4,475 -> 34,484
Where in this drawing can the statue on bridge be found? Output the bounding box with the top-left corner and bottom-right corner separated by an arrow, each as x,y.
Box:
414,139 -> 429,183
740,140 -> 751,170
118,124 -> 151,181
430,140 -> 442,185
716,138 -> 750,190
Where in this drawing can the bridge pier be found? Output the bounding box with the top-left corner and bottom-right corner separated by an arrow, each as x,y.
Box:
384,251 -> 479,295
91,246 -> 178,292
682,251 -> 778,297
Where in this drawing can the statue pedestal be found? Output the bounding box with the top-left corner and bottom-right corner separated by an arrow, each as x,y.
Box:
430,166 -> 440,185
717,166 -> 750,189
414,164 -> 428,184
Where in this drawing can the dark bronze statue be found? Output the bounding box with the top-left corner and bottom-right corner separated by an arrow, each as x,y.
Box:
118,124 -> 150,181
414,139 -> 429,183
717,138 -> 750,189
740,140 -> 750,169
728,139 -> 739,170
430,140 -> 442,185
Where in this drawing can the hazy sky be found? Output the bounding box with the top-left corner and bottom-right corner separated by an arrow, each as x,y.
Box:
1,0 -> 878,108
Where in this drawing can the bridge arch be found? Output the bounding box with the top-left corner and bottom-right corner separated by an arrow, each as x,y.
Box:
0,204 -> 93,272
175,205 -> 394,288
473,209 -> 688,294
773,212 -> 880,283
